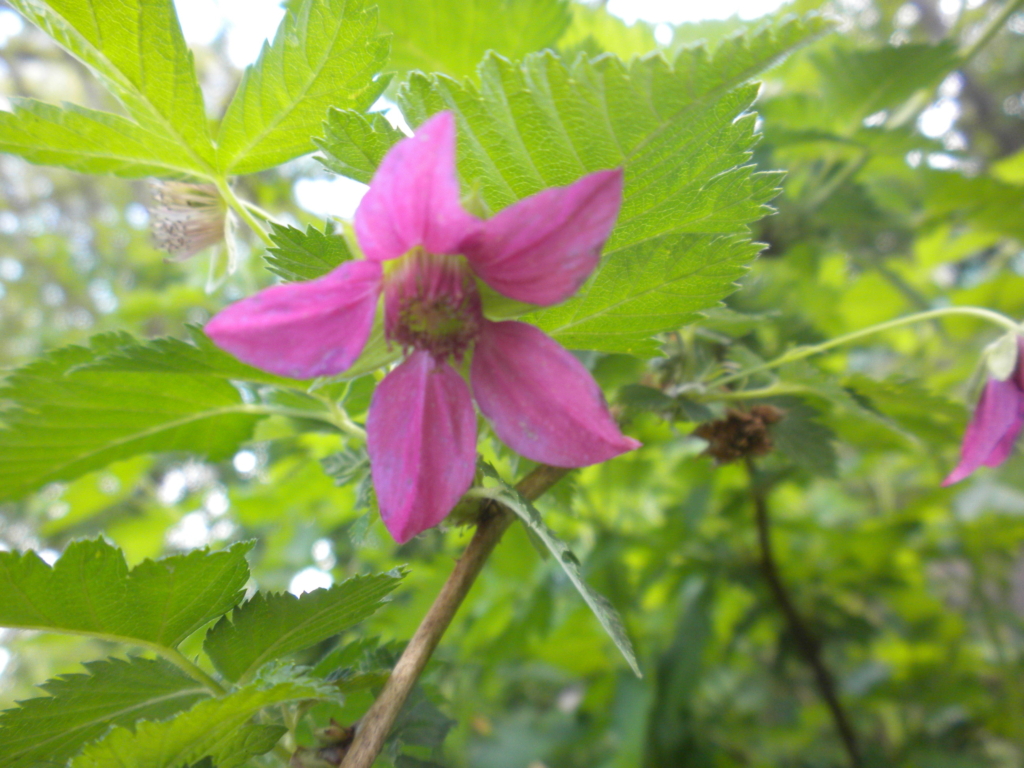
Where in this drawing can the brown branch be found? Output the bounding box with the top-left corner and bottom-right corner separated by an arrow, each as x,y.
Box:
338,464 -> 569,768
744,458 -> 862,768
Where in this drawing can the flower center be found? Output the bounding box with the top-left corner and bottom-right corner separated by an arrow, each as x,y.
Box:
383,248 -> 483,361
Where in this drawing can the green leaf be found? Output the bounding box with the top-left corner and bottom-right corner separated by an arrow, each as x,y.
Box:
557,3 -> 658,60
0,657 -> 210,768
0,539 -> 252,648
70,679 -> 326,768
320,446 -> 370,487
8,0 -> 215,172
377,0 -> 571,79
0,99 -> 210,178
315,109 -> 405,185
813,41 -> 959,126
265,223 -> 355,283
397,17 -> 825,354
203,570 -> 404,683
215,0 -> 389,175
766,398 -> 838,477
0,333 -> 268,500
477,465 -> 642,677
83,326 -> 305,388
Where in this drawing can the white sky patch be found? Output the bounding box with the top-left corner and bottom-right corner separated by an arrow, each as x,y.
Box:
175,0 -> 284,67
294,177 -> 368,219
289,566 -> 334,596
0,9 -> 24,46
0,647 -> 10,676
919,97 -> 960,138
233,449 -> 258,475
608,0 -> 784,24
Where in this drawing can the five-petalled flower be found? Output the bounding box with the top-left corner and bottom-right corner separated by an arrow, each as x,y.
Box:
206,112 -> 639,542
943,335 -> 1024,486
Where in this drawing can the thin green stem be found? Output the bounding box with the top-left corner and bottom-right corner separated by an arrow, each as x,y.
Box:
162,647 -> 227,695
216,179 -> 274,248
711,306 -> 1019,389
960,0 -> 1024,66
242,199 -> 284,227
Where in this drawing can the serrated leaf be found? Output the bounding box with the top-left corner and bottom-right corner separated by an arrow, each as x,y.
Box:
0,539 -> 252,649
0,657 -> 209,768
315,109 -> 405,184
265,223 -> 355,283
377,0 -> 571,79
82,326 -> 306,388
396,18 -> 824,354
477,467 -> 641,676
216,0 -> 389,175
320,446 -> 370,487
8,0 -> 214,172
0,99 -> 209,178
203,571 -> 404,683
70,680 -> 326,768
0,333 -> 269,500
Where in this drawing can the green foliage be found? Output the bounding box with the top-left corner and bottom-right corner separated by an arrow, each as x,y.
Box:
203,570 -> 404,682
377,0 -> 572,79
70,678 -> 326,768
0,335 -> 267,500
478,464 -> 641,676
0,657 -> 210,768
6,0 -> 214,172
265,223 -> 355,283
316,109 -> 405,184
0,538 -> 252,648
394,17 -> 826,354
0,99 -> 209,178
216,0 -> 390,175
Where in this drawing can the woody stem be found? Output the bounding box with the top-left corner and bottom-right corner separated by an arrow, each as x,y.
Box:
338,464 -> 569,768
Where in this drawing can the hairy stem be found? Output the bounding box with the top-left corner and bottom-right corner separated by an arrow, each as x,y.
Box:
339,464 -> 569,768
215,178 -> 274,248
745,459 -> 862,768
162,647 -> 226,695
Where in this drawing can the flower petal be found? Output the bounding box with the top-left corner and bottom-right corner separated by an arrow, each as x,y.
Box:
471,320 -> 640,467
206,260 -> 382,379
354,112 -> 479,262
367,351 -> 477,543
943,375 -> 1024,485
463,169 -> 623,306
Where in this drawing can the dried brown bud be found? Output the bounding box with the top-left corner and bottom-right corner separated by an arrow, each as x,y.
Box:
694,405 -> 785,464
149,180 -> 226,261
290,720 -> 356,767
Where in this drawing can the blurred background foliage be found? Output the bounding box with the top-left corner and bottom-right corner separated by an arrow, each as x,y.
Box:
2,0 -> 1024,766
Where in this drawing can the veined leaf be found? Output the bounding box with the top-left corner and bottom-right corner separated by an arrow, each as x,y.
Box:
203,570 -> 404,682
82,325 -> 306,388
315,109 -> 405,185
216,0 -> 389,175
392,18 -> 825,355
0,334 -> 269,500
0,99 -> 209,178
0,657 -> 209,768
7,0 -> 214,172
265,223 -> 355,283
478,465 -> 641,677
378,0 -> 571,79
70,679 -> 327,768
0,539 -> 252,648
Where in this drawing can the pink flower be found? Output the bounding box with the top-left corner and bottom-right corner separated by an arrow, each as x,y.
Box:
943,336 -> 1024,486
207,112 -> 639,542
